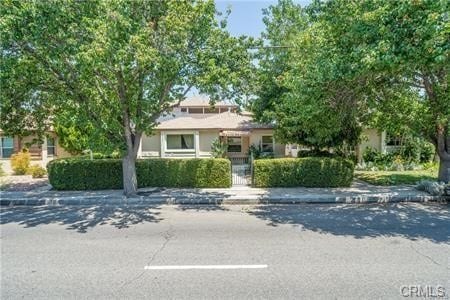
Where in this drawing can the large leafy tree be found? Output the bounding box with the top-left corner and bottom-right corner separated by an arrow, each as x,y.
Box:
0,0 -> 253,195
306,0 -> 449,181
251,0 -> 305,123
252,0 -> 363,151
255,0 -> 449,181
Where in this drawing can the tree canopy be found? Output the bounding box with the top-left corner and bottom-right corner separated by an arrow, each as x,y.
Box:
253,0 -> 449,181
0,0 -> 254,194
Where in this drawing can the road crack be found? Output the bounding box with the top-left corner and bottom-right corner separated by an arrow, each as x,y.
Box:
146,223 -> 175,266
409,243 -> 447,269
116,222 -> 175,292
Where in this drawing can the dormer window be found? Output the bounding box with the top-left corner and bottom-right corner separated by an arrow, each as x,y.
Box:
189,108 -> 203,114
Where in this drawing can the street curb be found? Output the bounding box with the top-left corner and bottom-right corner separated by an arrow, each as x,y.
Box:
1,194 -> 448,206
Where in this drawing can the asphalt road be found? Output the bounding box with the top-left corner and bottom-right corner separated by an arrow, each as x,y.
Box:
1,203 -> 449,299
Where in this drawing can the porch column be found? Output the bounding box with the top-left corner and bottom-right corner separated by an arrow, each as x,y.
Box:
42,137 -> 48,164
194,131 -> 200,158
160,132 -> 166,158
380,131 -> 387,154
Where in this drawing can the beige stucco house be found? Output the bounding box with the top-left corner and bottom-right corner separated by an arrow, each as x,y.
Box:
0,131 -> 72,174
139,96 -> 285,162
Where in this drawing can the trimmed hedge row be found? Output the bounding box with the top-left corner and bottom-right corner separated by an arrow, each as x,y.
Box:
253,157 -> 354,187
48,158 -> 231,190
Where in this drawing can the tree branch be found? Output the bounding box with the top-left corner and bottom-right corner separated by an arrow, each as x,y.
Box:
18,43 -> 119,139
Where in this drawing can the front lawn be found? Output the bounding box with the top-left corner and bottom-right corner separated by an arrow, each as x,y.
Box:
354,170 -> 438,186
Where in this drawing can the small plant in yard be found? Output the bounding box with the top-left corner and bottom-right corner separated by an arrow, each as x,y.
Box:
211,138 -> 228,158
27,164 -> 47,178
0,165 -> 5,177
249,144 -> 274,159
391,156 -> 404,171
11,150 -> 31,175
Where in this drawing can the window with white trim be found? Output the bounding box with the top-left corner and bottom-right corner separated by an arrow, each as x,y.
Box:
1,137 -> 14,158
261,136 -> 274,153
166,134 -> 194,150
386,134 -> 402,147
47,137 -> 56,156
227,137 -> 242,153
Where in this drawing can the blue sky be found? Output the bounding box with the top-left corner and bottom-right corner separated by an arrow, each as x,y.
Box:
215,0 -> 311,37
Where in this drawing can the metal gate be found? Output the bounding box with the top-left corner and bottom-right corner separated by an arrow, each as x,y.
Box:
230,157 -> 251,186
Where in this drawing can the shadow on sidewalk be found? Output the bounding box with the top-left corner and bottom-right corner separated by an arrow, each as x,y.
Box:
0,205 -> 163,233
246,203 -> 450,244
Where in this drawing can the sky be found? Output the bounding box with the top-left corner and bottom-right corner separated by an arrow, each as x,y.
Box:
215,0 -> 311,38
191,1 -> 312,97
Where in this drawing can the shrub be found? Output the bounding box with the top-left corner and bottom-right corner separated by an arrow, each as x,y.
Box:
48,158 -> 231,190
137,158 -> 231,188
297,149 -> 336,158
211,138 -> 228,158
419,141 -> 435,163
11,150 -> 31,175
248,144 -> 274,159
298,149 -> 357,163
0,164 -> 5,177
48,159 -> 123,190
26,164 -> 47,178
253,157 -> 354,188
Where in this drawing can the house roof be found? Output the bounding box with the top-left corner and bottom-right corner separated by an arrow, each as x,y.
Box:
156,111 -> 273,130
177,95 -> 237,107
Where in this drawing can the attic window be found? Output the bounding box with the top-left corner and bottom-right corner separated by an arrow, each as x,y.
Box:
189,108 -> 203,114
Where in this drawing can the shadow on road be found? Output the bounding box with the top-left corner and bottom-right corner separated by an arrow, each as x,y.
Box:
0,205 -> 163,233
247,203 -> 450,244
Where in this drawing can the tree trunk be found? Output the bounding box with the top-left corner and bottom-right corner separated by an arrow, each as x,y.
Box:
436,126 -> 450,183
122,154 -> 138,196
438,156 -> 450,183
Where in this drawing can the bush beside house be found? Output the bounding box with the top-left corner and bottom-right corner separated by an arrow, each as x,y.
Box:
27,165 -> 47,178
253,157 -> 354,188
10,151 -> 31,175
48,158 -> 231,190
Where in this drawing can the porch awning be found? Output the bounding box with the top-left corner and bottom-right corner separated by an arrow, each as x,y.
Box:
219,130 -> 251,137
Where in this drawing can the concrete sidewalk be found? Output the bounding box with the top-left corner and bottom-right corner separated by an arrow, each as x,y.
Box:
1,181 -> 448,206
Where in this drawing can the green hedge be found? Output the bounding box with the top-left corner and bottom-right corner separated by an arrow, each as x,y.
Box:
48,158 -> 231,190
136,159 -> 231,188
253,157 -> 354,187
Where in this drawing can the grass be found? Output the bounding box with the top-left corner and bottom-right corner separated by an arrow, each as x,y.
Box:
355,169 -> 438,186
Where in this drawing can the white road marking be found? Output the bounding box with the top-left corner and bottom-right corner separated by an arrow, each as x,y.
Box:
144,264 -> 268,270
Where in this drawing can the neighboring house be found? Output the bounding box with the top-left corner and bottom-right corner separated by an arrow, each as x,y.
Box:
0,131 -> 72,174
139,96 -> 285,163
